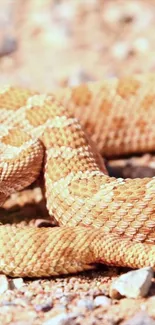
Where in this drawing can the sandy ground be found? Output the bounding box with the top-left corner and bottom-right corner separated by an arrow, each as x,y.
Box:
0,1 -> 155,324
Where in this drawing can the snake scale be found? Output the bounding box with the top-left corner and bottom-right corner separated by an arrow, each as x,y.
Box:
0,74 -> 155,277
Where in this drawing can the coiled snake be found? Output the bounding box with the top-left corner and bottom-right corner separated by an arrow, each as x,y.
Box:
0,74 -> 155,277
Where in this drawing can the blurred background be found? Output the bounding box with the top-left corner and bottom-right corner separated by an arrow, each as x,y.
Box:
1,0 -> 155,92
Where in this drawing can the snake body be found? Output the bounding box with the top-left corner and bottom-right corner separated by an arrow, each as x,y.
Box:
0,74 -> 155,277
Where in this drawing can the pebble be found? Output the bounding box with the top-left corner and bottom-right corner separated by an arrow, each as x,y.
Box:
112,42 -> 129,60
123,311 -> 155,325
0,275 -> 9,294
110,267 -> 153,299
24,290 -> 34,299
0,36 -> 17,57
11,278 -> 24,290
8,298 -> 28,307
77,298 -> 94,310
59,295 -> 71,306
55,288 -> 64,296
132,38 -> 149,54
54,3 -> 76,21
35,301 -> 53,312
94,295 -> 111,307
35,219 -> 53,227
43,312 -> 72,325
67,69 -> 93,87
103,3 -> 122,25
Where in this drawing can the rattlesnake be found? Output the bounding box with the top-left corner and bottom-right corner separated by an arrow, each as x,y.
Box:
0,74 -> 154,277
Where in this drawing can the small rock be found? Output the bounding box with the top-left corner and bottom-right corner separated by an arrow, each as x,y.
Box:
35,301 -> 53,312
43,312 -> 71,325
110,267 -> 153,299
132,38 -> 149,54
103,3 -> 122,24
54,3 -> 75,20
112,42 -> 129,60
67,69 -> 93,87
0,275 -> 9,294
35,219 -> 53,227
77,298 -> 94,310
11,278 -> 24,290
59,295 -> 70,306
0,36 -> 17,57
4,298 -> 28,307
94,295 -> 111,307
123,311 -> 155,325
24,290 -> 34,299
55,288 -> 64,298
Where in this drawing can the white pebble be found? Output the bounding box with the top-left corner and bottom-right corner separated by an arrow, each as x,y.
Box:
0,275 -> 9,294
94,295 -> 111,307
77,298 -> 94,310
112,42 -> 129,60
110,267 -> 153,299
133,38 -> 149,54
11,278 -> 24,290
43,312 -> 69,325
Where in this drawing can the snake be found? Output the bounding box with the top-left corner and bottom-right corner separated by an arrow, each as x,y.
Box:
0,74 -> 154,278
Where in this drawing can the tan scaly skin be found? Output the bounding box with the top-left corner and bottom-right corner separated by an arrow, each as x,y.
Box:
0,74 -> 154,278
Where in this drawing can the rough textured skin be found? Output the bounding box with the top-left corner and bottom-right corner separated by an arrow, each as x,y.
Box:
0,75 -> 155,277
